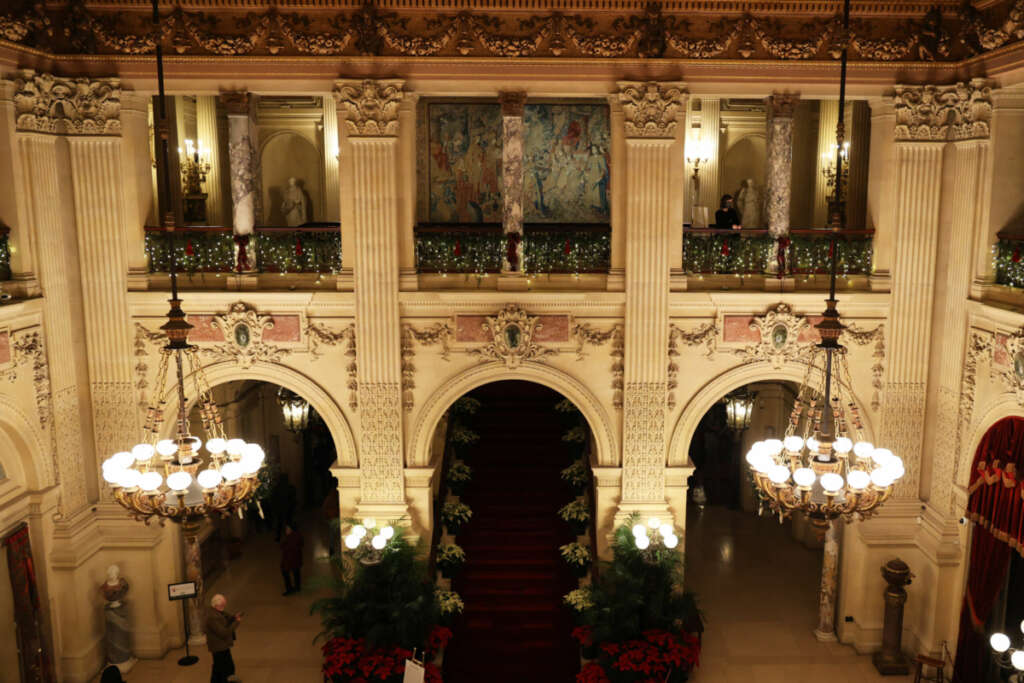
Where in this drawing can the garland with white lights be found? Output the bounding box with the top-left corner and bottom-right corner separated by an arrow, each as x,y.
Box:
683,231 -> 873,277
995,237 -> 1024,289
145,229 -> 342,275
0,227 -> 10,281
414,228 -> 611,275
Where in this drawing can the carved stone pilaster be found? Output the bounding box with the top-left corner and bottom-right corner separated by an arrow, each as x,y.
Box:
333,79 -> 404,137
622,382 -> 666,503
13,69 -> 121,135
892,79 -> 993,142
879,382 -> 926,498
614,81 -> 686,139
358,382 -> 405,503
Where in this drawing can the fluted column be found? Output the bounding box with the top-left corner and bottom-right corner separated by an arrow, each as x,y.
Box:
499,91 -> 526,272
335,79 -> 406,514
814,100 -> 842,228
221,92 -> 259,272
0,80 -> 38,296
614,82 -> 686,514
322,94 -> 341,224
696,98 -> 720,210
120,93 -> 153,285
196,96 -> 226,226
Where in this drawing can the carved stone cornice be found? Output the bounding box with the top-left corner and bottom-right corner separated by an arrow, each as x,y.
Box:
892,79 -> 994,142
333,79 -> 404,137
13,69 -> 121,135
768,92 -> 800,118
615,81 -> 686,139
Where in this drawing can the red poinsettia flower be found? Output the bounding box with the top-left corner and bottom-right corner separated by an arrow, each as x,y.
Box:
571,625 -> 594,646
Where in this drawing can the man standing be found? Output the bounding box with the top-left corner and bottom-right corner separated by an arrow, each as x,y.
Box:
280,524 -> 304,596
206,593 -> 243,683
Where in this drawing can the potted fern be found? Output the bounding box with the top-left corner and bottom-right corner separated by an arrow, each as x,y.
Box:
559,497 -> 591,536
436,543 -> 466,579
446,460 -> 472,496
560,541 -> 592,577
441,500 -> 472,535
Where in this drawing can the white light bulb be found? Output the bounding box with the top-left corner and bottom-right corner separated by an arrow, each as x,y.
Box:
783,436 -> 805,453
764,439 -> 784,456
663,534 -> 678,549
220,462 -> 242,482
112,451 -> 135,469
647,517 -> 661,530
156,439 -> 178,457
206,437 -> 227,454
131,443 -> 155,463
870,468 -> 895,489
833,437 -> 853,454
749,441 -> 765,456
352,525 -> 367,538
197,469 -> 223,489
344,534 -> 360,550
116,469 -> 140,489
371,535 -> 386,550
853,441 -> 874,459
884,458 -> 906,480
746,449 -> 764,467
363,518 -> 376,529
768,465 -> 791,485
753,454 -> 774,474
1020,618 -> 1024,635
226,438 -> 246,456
806,437 -> 820,453
381,526 -> 395,540
793,467 -> 816,488
871,448 -> 895,466
166,470 -> 192,491
102,466 -> 124,484
240,452 -> 262,475
139,471 -> 163,491
632,524 -> 647,539
658,523 -> 673,538
635,534 -> 650,550
820,472 -> 844,492
1011,650 -> 1024,671
846,470 -> 871,490
990,632 -> 1011,653
243,443 -> 265,463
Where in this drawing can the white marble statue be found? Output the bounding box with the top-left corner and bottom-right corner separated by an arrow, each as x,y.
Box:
281,177 -> 308,227
99,565 -> 137,673
736,178 -> 763,229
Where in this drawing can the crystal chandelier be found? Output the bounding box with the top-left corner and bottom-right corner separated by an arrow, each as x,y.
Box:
743,0 -> 903,530
100,0 -> 264,525
277,387 -> 310,433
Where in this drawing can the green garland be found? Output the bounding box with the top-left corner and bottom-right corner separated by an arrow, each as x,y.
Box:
523,230 -> 610,275
682,232 -> 872,276
414,229 -> 611,275
145,230 -> 342,274
0,231 -> 10,281
145,231 -> 235,273
996,239 -> 1024,289
416,231 -> 504,275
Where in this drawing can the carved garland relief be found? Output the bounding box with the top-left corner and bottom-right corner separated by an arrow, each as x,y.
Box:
466,304 -> 559,369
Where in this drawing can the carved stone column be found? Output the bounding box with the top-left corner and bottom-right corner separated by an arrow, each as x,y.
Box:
120,92 -> 154,288
695,98 -> 720,210
765,93 -> 798,239
334,79 -> 407,519
614,82 -> 686,520
499,91 -> 526,273
196,96 -> 226,227
221,92 -> 259,274
0,80 -> 39,297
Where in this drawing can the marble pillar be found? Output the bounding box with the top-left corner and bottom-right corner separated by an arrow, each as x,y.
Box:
499,91 -> 526,273
221,92 -> 258,272
120,93 -> 153,287
814,521 -> 840,641
334,79 -> 407,517
696,98 -> 720,210
0,80 -> 38,296
322,94 -> 341,224
196,96 -> 226,226
181,522 -> 206,646
765,93 -> 798,238
614,81 -> 686,520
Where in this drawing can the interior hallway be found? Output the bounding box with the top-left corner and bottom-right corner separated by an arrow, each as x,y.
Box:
686,505 -> 914,683
97,516 -> 331,683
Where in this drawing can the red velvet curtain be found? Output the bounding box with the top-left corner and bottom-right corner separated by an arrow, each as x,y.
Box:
953,417 -> 1024,681
3,524 -> 55,683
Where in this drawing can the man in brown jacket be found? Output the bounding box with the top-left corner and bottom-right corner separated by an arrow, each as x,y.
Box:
206,593 -> 243,683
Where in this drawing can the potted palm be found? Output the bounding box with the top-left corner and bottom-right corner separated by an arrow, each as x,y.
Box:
436,543 -> 466,579
559,498 -> 591,536
441,501 -> 472,536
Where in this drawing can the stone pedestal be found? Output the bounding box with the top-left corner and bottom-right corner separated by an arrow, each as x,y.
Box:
873,558 -> 913,674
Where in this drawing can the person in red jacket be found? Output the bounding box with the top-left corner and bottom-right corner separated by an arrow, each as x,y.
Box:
280,524 -> 304,596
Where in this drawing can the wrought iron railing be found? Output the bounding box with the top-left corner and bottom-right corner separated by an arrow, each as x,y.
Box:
144,224 -> 342,275
0,225 -> 10,281
414,223 -> 611,275
683,228 -> 874,277
995,233 -> 1024,289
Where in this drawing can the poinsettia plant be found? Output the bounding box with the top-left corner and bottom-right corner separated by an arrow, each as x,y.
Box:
446,460 -> 472,495
436,543 -> 466,578
441,501 -> 472,534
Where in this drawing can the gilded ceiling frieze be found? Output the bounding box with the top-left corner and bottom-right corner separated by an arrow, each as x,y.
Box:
2,1 -> 1023,63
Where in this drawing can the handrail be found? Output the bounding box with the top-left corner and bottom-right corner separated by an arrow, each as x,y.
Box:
143,224 -> 340,233
415,222 -> 612,234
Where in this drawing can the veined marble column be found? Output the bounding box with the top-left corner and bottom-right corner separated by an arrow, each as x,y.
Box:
196,96 -> 226,227
765,93 -> 798,239
0,80 -> 38,296
499,91 -> 526,272
614,82 -> 686,517
221,92 -> 259,272
696,98 -> 720,210
334,79 -> 407,516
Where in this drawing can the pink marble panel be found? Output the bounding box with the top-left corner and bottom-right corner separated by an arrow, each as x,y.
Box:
265,315 -> 301,342
723,316 -> 757,343
0,331 -> 9,365
456,316 -> 490,342
798,317 -> 822,343
995,334 -> 1010,367
533,316 -> 569,343
187,315 -> 224,342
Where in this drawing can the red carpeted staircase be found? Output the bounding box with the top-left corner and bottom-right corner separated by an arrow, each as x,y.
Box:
444,381 -> 581,683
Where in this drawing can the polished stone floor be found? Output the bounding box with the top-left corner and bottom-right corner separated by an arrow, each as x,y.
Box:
686,504 -> 912,682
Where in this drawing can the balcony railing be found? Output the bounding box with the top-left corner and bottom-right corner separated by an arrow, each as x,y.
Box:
683,228 -> 874,276
0,225 -> 9,281
414,223 -> 611,275
144,225 -> 342,274
996,233 -> 1024,289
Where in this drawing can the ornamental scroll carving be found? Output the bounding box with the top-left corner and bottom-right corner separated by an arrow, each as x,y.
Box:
892,80 -> 993,142
572,322 -> 624,409
401,322 -> 453,411
733,304 -> 811,369
333,80 -> 404,137
203,302 -> 289,369
954,331 -> 993,484
2,331 -> 55,439
615,81 -> 686,139
843,323 -> 885,411
13,69 -> 121,135
306,321 -> 357,411
467,304 -> 558,369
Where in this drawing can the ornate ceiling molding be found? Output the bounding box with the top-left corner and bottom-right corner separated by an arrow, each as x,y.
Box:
4,1 -> 1022,64
892,79 -> 994,142
333,79 -> 404,137
615,81 -> 686,139
12,69 -> 121,136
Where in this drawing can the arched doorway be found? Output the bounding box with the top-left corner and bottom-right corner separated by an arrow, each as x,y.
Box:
440,380 -> 590,682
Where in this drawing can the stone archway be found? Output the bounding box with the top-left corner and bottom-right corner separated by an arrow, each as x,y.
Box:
959,396 -> 1024,489
0,395 -> 50,492
408,362 -> 617,469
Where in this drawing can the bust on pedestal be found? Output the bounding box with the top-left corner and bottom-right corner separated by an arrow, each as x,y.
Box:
99,565 -> 137,674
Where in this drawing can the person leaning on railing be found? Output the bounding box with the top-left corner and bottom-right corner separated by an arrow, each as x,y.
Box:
715,194 -> 742,231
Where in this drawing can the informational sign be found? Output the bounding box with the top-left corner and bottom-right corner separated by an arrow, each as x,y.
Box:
167,581 -> 197,601
402,659 -> 425,683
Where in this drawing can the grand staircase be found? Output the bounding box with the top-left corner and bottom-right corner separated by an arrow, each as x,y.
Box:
444,381 -> 581,682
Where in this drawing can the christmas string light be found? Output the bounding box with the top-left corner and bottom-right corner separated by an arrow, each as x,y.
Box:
145,229 -> 342,275
683,232 -> 872,277
0,229 -> 10,281
414,229 -> 611,275
995,238 -> 1024,289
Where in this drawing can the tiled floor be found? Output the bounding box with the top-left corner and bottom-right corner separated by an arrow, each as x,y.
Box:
686,504 -> 912,682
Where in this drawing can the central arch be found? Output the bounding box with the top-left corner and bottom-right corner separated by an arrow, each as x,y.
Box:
409,362 -> 617,469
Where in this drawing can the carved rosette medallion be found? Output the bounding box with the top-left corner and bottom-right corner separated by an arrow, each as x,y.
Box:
615,81 -> 686,139
467,304 -> 558,369
204,302 -> 288,368
13,69 -> 122,135
734,304 -> 811,369
892,79 -> 993,142
333,79 -> 404,137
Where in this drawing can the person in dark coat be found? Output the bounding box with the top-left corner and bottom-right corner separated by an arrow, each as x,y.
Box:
280,524 -> 304,595
715,194 -> 741,230
205,593 -> 243,683
100,666 -> 125,683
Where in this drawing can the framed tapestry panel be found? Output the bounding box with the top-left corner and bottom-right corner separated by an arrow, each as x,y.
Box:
426,103 -> 503,223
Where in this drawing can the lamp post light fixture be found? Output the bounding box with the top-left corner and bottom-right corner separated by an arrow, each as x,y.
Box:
277,387 -> 310,432
686,137 -> 712,225
991,623 -> 1024,681
722,389 -> 757,433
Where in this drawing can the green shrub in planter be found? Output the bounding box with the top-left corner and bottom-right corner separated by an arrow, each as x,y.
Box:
559,497 -> 590,535
436,543 -> 466,579
446,460 -> 472,496
560,541 -> 592,577
441,501 -> 472,535
561,459 -> 591,495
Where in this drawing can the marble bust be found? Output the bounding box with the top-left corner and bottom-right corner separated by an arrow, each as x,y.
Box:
99,565 -> 136,672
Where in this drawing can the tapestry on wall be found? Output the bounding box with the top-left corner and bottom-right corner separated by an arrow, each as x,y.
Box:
427,103 -> 503,223
523,103 -> 610,224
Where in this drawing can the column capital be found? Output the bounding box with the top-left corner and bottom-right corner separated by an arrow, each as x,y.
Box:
333,78 -> 405,137
219,91 -> 254,116
891,79 -> 993,142
498,90 -> 527,117
13,69 -> 121,136
767,92 -> 800,118
613,81 -> 687,139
